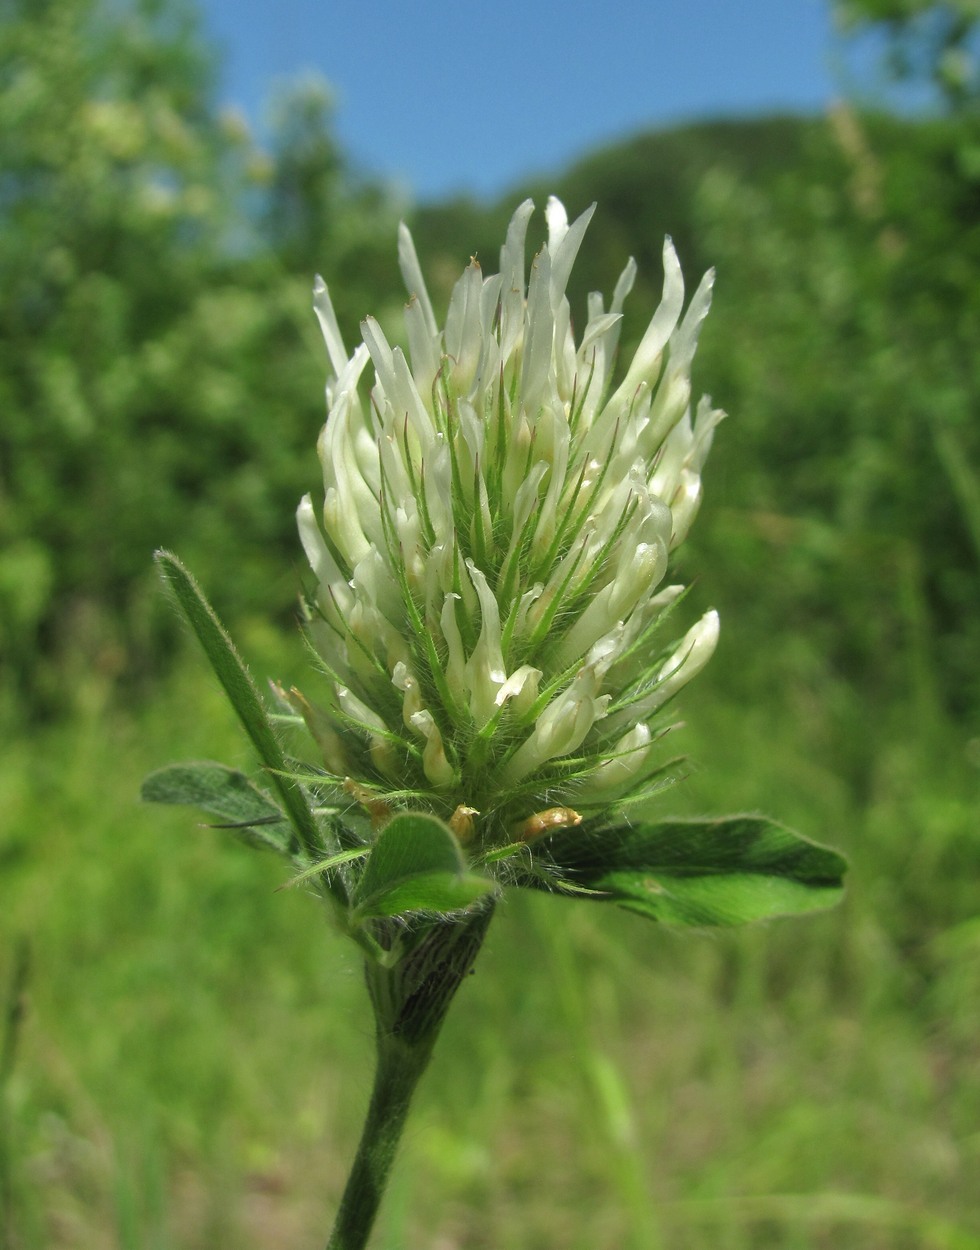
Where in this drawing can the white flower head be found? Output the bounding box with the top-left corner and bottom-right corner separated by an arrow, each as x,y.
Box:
298,198 -> 723,842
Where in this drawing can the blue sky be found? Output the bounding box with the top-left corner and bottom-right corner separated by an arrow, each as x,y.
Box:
198,0 -> 881,202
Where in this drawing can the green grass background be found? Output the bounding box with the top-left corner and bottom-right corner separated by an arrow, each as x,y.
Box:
3,1 -> 980,1244
3,620 -> 978,1248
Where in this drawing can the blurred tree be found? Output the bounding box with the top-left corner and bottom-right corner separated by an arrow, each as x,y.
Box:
411,110 -> 980,728
834,0 -> 980,107
0,0 -> 396,714
690,114 -> 980,722
264,76 -> 348,270
260,76 -> 402,342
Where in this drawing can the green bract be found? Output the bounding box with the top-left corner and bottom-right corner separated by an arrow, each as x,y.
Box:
295,197 -> 723,842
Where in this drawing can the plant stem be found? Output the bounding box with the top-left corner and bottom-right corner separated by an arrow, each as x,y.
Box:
326,904 -> 494,1250
325,1034 -> 430,1250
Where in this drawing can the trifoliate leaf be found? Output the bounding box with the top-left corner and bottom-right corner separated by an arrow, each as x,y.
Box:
527,815 -> 846,926
141,761 -> 292,855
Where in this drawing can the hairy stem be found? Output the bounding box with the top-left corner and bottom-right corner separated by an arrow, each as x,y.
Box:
326,904 -> 494,1250
325,1035 -> 430,1250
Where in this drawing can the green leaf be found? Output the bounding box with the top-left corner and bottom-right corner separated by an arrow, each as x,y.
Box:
353,813 -> 495,921
155,551 -> 323,863
141,761 -> 292,855
355,872 -> 497,920
141,760 -> 281,823
531,816 -> 847,926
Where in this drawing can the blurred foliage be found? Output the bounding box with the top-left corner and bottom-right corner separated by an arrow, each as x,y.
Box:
2,646 -> 979,1247
2,0 -> 979,744
0,0 -> 398,714
408,109 -> 980,731
689,108 -> 980,734
2,2 -> 980,1243
833,0 -> 980,107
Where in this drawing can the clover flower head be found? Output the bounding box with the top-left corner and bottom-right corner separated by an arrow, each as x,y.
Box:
296,197 -> 723,844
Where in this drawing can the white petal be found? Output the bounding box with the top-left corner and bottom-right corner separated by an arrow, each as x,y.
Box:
404,294 -> 441,392
336,684 -> 388,736
410,709 -> 456,787
590,723 -> 652,792
445,259 -> 484,394
392,660 -> 423,727
503,666 -> 609,783
499,199 -> 535,361
608,237 -> 685,410
398,221 -> 437,336
464,560 -> 507,726
649,610 -> 720,712
611,256 -> 637,313
297,493 -> 340,587
669,268 -> 715,378
551,537 -> 668,669
313,275 -> 349,379
545,196 -> 569,251
439,593 -> 467,702
494,664 -> 542,713
521,246 -> 555,413
549,201 -> 595,311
